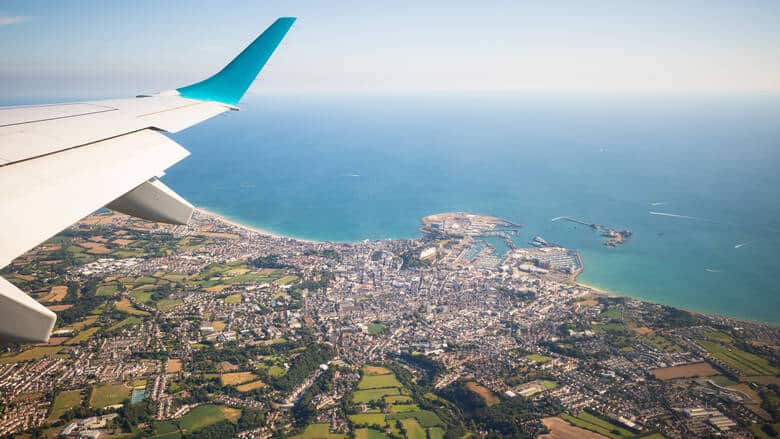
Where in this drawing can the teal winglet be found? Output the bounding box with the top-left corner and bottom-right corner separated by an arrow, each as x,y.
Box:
177,17 -> 296,106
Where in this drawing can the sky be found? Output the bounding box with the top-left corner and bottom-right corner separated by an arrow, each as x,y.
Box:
1,0 -> 779,100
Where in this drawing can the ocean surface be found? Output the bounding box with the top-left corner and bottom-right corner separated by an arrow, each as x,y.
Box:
9,94 -> 780,323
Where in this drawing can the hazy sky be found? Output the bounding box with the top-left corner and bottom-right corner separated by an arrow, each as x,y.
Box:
1,0 -> 779,99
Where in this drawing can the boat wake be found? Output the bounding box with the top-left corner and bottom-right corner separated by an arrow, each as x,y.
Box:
650,202 -> 667,206
649,211 -> 712,222
704,268 -> 722,273
734,240 -> 754,249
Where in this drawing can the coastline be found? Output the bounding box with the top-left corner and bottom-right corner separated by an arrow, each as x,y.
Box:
196,207 -> 318,243
195,207 -> 776,327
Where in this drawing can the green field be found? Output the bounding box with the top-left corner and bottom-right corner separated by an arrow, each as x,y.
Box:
357,373 -> 402,389
268,365 -> 287,377
179,405 -> 240,433
96,284 -> 119,296
1,346 -> 63,363
156,299 -> 182,312
428,427 -> 445,439
640,334 -> 679,352
709,375 -> 738,387
560,412 -> 633,439
602,308 -> 623,320
387,410 -> 443,428
697,340 -> 778,376
540,380 -> 558,390
48,390 -> 83,420
133,276 -> 158,286
353,387 -> 400,403
130,290 -> 153,303
349,413 -> 387,428
108,317 -> 141,332
355,428 -> 387,439
152,421 -> 181,439
750,423 -> 780,439
390,404 -> 419,413
525,354 -> 552,363
367,323 -> 386,335
275,275 -> 299,285
385,395 -> 413,404
90,383 -> 130,408
400,418 -> 426,439
65,327 -> 101,345
704,330 -> 733,343
291,423 -> 346,439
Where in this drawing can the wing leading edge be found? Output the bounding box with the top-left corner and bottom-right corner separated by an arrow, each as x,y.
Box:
0,17 -> 296,343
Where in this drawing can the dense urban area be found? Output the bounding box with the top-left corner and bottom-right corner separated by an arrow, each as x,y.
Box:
1,210 -> 778,439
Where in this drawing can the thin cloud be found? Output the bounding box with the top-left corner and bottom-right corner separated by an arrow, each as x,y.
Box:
0,15 -> 28,26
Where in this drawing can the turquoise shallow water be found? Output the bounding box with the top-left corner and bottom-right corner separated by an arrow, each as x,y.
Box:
168,95 -> 775,323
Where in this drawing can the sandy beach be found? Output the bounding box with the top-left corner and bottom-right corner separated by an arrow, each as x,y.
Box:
196,207 -> 317,243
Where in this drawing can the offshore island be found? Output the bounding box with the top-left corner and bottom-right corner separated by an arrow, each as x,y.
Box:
1,210 -> 778,439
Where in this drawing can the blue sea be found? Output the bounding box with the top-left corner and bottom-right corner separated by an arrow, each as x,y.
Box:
16,94 -> 776,323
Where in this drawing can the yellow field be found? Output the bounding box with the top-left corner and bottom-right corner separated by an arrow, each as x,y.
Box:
64,315 -> 99,331
205,284 -> 231,293
47,304 -> 73,312
540,417 -> 609,439
166,359 -> 183,373
275,276 -> 299,285
211,321 -> 226,331
218,361 -> 240,372
650,362 -> 718,380
65,327 -> 101,345
198,231 -> 240,239
220,372 -> 258,386
224,293 -> 242,304
363,365 -> 392,376
40,285 -> 68,302
115,298 -> 149,316
0,346 -> 63,363
236,380 -> 266,392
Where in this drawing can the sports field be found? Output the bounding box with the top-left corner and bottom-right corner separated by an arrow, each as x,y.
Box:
220,372 -> 258,385
90,383 -> 130,408
357,373 -> 402,389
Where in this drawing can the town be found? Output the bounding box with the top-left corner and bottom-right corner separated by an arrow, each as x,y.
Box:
0,210 -> 778,439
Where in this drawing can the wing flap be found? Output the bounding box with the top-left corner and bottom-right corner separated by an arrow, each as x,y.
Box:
106,178 -> 194,224
0,129 -> 189,267
0,276 -> 56,343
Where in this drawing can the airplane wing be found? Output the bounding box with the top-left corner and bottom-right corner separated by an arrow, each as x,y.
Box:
0,17 -> 296,343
